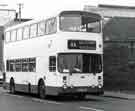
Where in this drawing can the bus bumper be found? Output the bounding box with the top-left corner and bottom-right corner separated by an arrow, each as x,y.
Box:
46,86 -> 104,96
3,82 -> 104,96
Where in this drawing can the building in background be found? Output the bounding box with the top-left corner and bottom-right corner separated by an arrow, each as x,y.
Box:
0,8 -> 16,82
84,4 -> 135,91
0,8 -> 16,71
84,4 -> 135,17
0,7 -> 31,83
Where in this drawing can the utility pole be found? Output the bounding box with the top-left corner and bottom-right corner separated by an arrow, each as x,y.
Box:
17,3 -> 23,22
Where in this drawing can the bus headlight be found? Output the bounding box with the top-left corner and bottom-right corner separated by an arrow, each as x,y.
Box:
98,84 -> 102,88
63,76 -> 67,83
98,76 -> 102,84
62,76 -> 68,89
98,76 -> 103,88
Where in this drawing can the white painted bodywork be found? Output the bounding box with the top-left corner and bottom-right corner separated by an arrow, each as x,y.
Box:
4,12 -> 103,94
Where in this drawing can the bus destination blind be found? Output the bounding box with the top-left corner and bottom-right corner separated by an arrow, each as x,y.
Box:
68,40 -> 96,50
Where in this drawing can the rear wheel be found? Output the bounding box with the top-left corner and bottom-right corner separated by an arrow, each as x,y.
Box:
38,80 -> 46,99
9,79 -> 15,94
28,83 -> 31,93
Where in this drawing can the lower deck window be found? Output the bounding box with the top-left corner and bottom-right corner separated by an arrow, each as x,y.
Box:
6,58 -> 36,72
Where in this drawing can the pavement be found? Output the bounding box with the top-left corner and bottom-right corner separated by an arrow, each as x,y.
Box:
104,91 -> 135,100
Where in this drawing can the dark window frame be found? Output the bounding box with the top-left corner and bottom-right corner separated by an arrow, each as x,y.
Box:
49,56 -> 56,72
6,58 -> 36,72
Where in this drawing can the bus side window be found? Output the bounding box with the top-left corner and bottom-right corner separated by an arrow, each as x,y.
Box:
38,21 -> 46,36
11,30 -> 17,42
6,60 -> 10,71
17,28 -> 23,41
49,56 -> 56,72
22,59 -> 29,72
46,18 -> 57,34
23,26 -> 30,40
5,31 -> 11,43
15,59 -> 22,72
29,58 -> 36,72
9,60 -> 16,72
30,24 -> 37,38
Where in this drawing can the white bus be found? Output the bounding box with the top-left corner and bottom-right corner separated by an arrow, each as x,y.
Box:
4,11 -> 103,98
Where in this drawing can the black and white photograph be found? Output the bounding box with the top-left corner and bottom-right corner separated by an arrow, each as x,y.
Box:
0,0 -> 134,111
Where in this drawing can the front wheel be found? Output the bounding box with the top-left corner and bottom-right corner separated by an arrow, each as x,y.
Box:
38,81 -> 46,99
9,79 -> 15,94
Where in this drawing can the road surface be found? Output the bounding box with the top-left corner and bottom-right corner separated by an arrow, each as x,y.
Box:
0,87 -> 134,111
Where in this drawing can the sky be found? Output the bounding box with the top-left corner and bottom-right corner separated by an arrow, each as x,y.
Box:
0,0 -> 135,19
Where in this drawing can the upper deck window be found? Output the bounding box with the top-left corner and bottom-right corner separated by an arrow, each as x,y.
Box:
11,30 -> 17,42
5,31 -> 10,42
30,24 -> 37,38
23,26 -> 30,39
46,18 -> 57,34
59,11 -> 101,33
38,21 -> 46,36
17,28 -> 23,41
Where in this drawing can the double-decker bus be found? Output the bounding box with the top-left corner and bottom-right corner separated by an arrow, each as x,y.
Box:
4,10 -> 103,98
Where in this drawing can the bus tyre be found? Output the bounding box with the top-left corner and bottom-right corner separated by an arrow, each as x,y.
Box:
28,83 -> 31,94
38,80 -> 46,99
9,79 -> 15,94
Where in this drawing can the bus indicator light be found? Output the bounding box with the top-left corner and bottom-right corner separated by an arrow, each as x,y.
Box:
63,76 -> 67,83
99,44 -> 102,48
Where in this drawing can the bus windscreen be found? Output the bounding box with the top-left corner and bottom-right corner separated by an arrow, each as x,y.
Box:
58,53 -> 102,73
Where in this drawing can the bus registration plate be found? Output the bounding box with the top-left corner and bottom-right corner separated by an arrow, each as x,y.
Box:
77,88 -> 87,92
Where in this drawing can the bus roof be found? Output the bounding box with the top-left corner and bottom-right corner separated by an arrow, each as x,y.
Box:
59,10 -> 102,20
5,18 -> 46,32
5,10 -> 102,32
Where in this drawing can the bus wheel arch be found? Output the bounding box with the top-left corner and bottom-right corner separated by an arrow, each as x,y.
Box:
9,77 -> 15,94
38,79 -> 46,99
